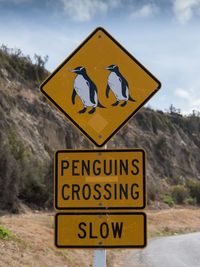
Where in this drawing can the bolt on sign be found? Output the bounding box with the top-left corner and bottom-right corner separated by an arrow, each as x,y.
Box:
40,27 -> 161,147
55,149 -> 146,210
55,212 -> 146,248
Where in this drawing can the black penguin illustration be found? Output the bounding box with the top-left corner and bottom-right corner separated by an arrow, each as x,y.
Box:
105,64 -> 136,107
70,66 -> 105,114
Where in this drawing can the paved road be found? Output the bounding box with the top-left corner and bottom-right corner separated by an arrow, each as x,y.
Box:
126,232 -> 200,267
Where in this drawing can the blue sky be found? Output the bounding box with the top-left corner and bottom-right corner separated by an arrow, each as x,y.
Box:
0,0 -> 200,114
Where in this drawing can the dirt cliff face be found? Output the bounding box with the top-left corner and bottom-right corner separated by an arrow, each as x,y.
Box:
0,55 -> 91,156
0,48 -> 200,211
110,109 -> 200,202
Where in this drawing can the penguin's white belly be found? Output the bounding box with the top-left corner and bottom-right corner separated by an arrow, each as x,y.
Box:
108,73 -> 128,101
74,75 -> 97,107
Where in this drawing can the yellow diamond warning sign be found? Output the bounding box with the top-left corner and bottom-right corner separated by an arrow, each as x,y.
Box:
40,27 -> 161,147
55,149 -> 146,210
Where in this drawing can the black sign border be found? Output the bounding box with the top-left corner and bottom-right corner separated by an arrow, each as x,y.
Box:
55,212 -> 147,249
55,149 -> 146,210
40,27 -> 161,147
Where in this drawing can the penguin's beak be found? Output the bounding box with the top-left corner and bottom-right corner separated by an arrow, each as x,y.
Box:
105,67 -> 110,70
69,69 -> 76,72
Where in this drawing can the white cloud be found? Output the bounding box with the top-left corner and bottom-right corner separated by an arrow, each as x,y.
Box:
193,98 -> 200,107
130,3 -> 158,19
174,87 -> 200,113
175,88 -> 190,99
59,0 -> 121,22
173,0 -> 200,24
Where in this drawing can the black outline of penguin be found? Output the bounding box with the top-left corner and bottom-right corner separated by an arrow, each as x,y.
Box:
105,64 -> 136,107
70,66 -> 105,114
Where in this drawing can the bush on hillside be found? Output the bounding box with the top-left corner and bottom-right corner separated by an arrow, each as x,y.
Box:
171,185 -> 188,204
163,195 -> 174,207
19,174 -> 49,207
147,180 -> 160,202
184,197 -> 197,205
0,44 -> 48,84
18,157 -> 51,209
0,129 -> 51,211
186,180 -> 200,204
0,141 -> 20,213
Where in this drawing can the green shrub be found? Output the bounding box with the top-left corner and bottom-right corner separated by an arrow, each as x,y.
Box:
163,195 -> 174,207
0,142 -> 20,212
8,130 -> 25,161
186,180 -> 200,204
184,197 -> 197,205
147,180 -> 160,203
0,226 -> 15,240
19,174 -> 49,207
17,157 -> 52,209
172,185 -> 188,204
0,44 -> 48,84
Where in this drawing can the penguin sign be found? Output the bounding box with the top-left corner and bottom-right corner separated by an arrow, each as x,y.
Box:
40,27 -> 161,147
105,64 -> 135,107
70,66 -> 105,114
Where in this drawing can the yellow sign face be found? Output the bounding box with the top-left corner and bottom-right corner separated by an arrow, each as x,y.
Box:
55,212 -> 146,248
55,149 -> 145,210
40,27 -> 161,147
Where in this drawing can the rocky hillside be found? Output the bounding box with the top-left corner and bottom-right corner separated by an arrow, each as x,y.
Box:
0,47 -> 200,212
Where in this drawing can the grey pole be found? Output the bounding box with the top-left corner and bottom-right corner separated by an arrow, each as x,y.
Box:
93,144 -> 107,267
94,250 -> 106,267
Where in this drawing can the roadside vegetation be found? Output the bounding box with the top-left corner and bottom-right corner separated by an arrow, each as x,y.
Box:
162,180 -> 200,207
0,45 -> 52,212
0,44 -> 48,85
0,225 -> 16,240
138,106 -> 200,208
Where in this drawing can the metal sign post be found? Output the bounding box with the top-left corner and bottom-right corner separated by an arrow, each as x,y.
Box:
94,250 -> 106,267
94,143 -> 107,267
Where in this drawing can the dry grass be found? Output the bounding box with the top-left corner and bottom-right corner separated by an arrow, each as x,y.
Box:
0,211 -> 92,267
148,207 -> 200,237
0,207 -> 200,267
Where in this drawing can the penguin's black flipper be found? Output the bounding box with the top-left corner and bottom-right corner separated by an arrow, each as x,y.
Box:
88,81 -> 96,105
122,80 -> 129,98
129,95 -> 136,102
106,84 -> 110,98
72,89 -> 77,105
